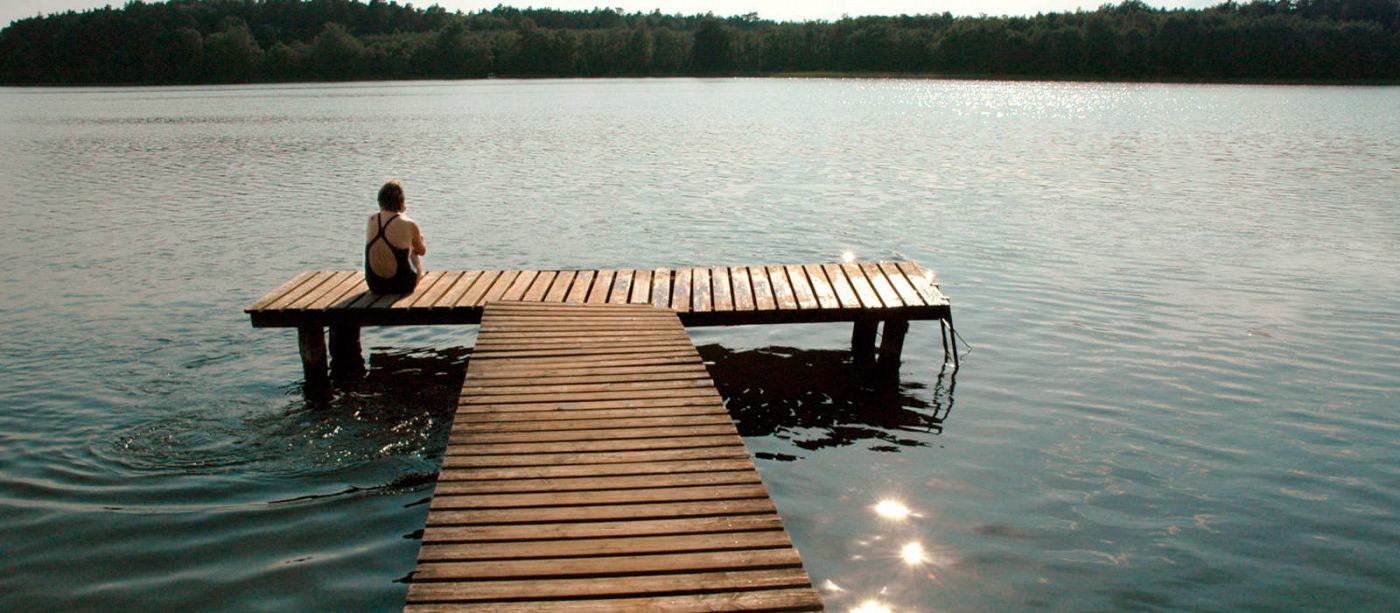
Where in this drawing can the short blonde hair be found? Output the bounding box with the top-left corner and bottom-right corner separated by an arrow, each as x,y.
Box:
378,180 -> 405,212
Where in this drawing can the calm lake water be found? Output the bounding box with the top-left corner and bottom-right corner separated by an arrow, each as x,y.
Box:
1,78 -> 1397,611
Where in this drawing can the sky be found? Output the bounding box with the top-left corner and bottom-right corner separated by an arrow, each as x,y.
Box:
3,0 -> 1219,29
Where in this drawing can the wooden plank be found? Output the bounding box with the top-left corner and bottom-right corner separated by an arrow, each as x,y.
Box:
480,270 -> 522,305
521,271 -> 556,302
877,261 -> 923,306
432,471 -> 760,494
784,265 -> 819,309
896,261 -> 945,305
428,483 -> 773,510
820,264 -> 861,308
391,271 -> 448,309
425,498 -> 774,525
609,269 -> 634,304
650,268 -> 672,308
499,270 -> 538,302
405,270 -> 462,308
840,263 -> 883,308
431,270 -> 482,308
802,264 -> 839,309
405,588 -> 823,612
405,568 -> 812,602
861,262 -> 904,307
670,267 -> 692,313
441,445 -> 745,466
263,271 -> 337,310
630,269 -> 653,304
766,265 -> 797,310
564,270 -> 595,304
586,269 -> 615,304
454,270 -> 501,308
444,433 -> 742,454
544,270 -> 576,303
730,266 -> 755,311
302,272 -> 365,310
410,548 -> 801,581
286,271 -> 355,309
710,267 -> 733,311
748,266 -> 776,310
246,271 -> 317,311
691,267 -> 712,313
422,515 -> 783,543
416,529 -> 793,558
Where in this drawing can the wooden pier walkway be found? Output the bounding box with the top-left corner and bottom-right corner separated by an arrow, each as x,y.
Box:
404,302 -> 824,611
246,260 -> 957,387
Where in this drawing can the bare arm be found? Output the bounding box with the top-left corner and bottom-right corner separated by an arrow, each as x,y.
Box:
412,225 -> 427,256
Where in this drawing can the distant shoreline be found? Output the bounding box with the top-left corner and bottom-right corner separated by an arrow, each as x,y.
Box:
4,73 -> 1398,89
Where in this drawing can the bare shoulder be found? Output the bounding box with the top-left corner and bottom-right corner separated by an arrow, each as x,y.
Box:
398,214 -> 422,231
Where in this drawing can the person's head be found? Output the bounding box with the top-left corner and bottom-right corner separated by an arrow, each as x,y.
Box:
378,180 -> 405,212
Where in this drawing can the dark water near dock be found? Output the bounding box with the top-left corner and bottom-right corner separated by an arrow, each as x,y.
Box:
1,79 -> 1397,611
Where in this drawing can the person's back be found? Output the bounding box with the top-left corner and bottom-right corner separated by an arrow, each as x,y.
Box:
365,180 -> 426,294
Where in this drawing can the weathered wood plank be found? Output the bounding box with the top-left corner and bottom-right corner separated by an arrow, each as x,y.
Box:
802,264 -> 839,309
246,271 -> 318,311
544,270 -> 576,303
650,268 -> 672,308
521,270 -> 556,302
586,269 -> 615,304
499,270 -> 537,302
410,548 -> 801,581
691,267 -> 713,313
671,267 -> 692,313
785,265 -> 819,309
861,262 -> 904,307
840,262 -> 883,308
710,267 -> 733,311
820,264 -> 862,308
609,269 -> 634,304
404,587 -> 824,612
422,515 -> 784,544
748,266 -> 776,310
424,498 -> 773,525
767,265 -> 797,310
431,270 -> 482,308
455,270 -> 501,307
564,270 -> 595,304
630,269 -> 653,304
897,261 -> 945,305
730,266 -> 755,311
406,567 -> 811,602
264,271 -> 337,310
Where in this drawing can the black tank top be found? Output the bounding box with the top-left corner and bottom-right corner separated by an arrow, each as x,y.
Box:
365,213 -> 419,294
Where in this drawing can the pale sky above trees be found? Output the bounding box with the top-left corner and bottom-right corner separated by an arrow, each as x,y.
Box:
4,0 -> 1218,30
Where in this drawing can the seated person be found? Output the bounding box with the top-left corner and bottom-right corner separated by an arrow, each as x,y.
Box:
365,180 -> 426,294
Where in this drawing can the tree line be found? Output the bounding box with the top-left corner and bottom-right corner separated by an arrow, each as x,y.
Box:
2,0 -> 1397,85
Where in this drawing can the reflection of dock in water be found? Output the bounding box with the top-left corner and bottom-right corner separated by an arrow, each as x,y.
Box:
700,345 -> 955,455
245,260 -> 957,610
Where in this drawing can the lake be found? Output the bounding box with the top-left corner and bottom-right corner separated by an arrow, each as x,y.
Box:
1,78 -> 1397,611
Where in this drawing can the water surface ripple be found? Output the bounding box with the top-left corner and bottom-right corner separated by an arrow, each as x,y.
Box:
0,79 -> 1396,611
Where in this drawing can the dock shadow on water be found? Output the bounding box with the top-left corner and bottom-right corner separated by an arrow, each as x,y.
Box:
103,347 -> 467,483
696,345 -> 955,458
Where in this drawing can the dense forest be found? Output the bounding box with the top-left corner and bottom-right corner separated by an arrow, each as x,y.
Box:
2,0 -> 1398,84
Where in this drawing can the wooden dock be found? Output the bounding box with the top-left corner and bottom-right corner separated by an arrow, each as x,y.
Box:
404,302 -> 824,611
245,260 -> 957,388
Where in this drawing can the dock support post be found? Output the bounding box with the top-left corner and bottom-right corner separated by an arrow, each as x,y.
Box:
944,312 -> 960,370
876,319 -> 909,371
851,319 -> 878,366
329,326 -> 364,382
298,325 -> 329,394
